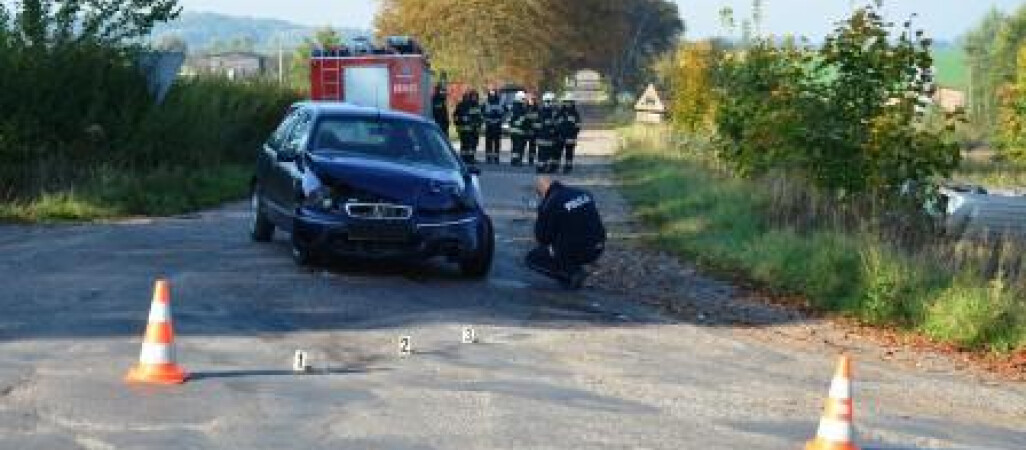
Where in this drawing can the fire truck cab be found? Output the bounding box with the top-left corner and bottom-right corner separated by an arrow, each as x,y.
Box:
309,36 -> 432,118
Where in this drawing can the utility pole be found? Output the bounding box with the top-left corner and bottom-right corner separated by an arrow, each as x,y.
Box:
276,30 -> 295,85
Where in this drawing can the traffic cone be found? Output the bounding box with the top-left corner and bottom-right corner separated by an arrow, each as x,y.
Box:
125,279 -> 188,385
806,354 -> 859,450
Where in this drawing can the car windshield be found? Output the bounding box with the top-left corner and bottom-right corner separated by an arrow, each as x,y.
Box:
310,116 -> 460,171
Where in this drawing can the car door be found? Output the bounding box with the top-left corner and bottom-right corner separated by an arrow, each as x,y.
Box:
259,107 -> 301,223
266,110 -> 315,227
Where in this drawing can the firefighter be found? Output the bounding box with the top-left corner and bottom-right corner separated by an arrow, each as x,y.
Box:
524,94 -> 541,166
525,176 -> 606,290
431,83 -> 450,135
483,88 -> 505,164
535,92 -> 561,174
508,91 -> 529,166
557,95 -> 582,173
454,89 -> 483,164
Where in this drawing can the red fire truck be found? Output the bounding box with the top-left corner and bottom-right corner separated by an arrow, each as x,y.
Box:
309,36 -> 433,118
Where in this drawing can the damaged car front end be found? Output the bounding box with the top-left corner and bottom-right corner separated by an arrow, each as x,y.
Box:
251,102 -> 494,277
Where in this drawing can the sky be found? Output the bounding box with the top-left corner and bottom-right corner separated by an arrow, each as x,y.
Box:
176,0 -> 1026,41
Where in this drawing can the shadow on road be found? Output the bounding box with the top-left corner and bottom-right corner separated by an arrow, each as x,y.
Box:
189,367 -> 388,381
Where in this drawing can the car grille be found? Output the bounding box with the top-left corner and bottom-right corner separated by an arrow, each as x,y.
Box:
347,220 -> 413,242
345,203 -> 413,220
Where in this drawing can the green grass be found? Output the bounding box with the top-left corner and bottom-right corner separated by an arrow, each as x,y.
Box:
0,70 -> 296,223
933,46 -> 969,90
955,156 -> 1026,189
615,127 -> 1026,351
0,164 -> 252,223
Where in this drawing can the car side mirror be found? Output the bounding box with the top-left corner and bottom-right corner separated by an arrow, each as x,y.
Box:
277,151 -> 297,163
278,141 -> 301,162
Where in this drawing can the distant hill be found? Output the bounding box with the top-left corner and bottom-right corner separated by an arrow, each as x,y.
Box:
151,12 -> 369,54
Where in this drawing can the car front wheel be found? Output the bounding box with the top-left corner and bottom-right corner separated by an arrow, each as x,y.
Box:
460,216 -> 495,278
291,232 -> 317,267
250,186 -> 274,242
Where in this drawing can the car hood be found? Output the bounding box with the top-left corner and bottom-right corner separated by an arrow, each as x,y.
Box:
307,155 -> 470,211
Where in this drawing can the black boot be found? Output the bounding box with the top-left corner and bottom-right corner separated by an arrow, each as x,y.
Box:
563,163 -> 573,174
560,267 -> 587,290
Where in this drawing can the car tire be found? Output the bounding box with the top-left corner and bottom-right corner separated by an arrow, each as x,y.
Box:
250,186 -> 274,243
291,232 -> 318,267
460,216 -> 495,278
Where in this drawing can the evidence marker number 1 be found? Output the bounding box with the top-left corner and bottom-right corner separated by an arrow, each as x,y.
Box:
293,350 -> 311,373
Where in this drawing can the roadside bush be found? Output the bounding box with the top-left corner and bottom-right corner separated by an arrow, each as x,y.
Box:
0,46 -> 297,218
712,4 -> 962,198
616,132 -> 1026,352
925,278 -> 1026,351
0,2 -> 299,220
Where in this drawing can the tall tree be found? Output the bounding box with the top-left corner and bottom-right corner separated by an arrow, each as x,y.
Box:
9,0 -> 180,47
377,0 -> 570,89
288,26 -> 344,90
568,0 -> 684,98
376,0 -> 683,93
964,7 -> 1005,127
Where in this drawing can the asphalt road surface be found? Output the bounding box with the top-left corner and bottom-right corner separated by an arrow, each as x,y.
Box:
1,130 -> 1024,449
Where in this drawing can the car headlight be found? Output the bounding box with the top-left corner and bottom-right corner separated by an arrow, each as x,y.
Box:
303,186 -> 335,211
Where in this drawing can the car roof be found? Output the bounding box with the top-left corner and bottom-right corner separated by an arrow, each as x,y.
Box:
293,101 -> 433,125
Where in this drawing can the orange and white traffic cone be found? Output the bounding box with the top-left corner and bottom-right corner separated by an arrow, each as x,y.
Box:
806,354 -> 859,450
125,279 -> 188,385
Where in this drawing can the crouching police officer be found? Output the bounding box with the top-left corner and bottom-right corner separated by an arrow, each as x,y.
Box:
526,176 -> 606,289
508,91 -> 529,166
454,89 -> 483,164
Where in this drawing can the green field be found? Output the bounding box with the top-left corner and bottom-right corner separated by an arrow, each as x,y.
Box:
934,46 -> 969,90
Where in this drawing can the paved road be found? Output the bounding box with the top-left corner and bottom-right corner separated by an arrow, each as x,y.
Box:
0,130 -> 1024,449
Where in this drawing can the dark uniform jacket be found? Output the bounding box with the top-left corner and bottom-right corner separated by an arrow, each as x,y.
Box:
432,92 -> 449,128
535,106 -> 560,147
508,101 -> 528,137
535,182 -> 606,264
524,103 -> 541,139
483,98 -> 505,133
454,99 -> 483,134
558,105 -> 582,143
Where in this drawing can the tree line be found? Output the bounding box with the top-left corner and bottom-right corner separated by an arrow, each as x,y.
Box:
374,0 -> 684,93
964,5 -> 1026,158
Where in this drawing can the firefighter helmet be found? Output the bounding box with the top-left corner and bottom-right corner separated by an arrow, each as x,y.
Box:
515,91 -> 527,102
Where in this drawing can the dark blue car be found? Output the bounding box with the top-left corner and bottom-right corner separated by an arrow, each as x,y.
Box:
250,102 -> 494,277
